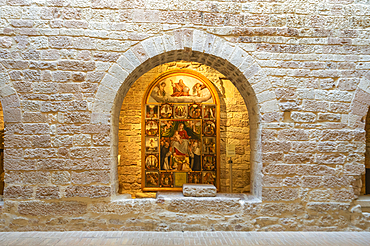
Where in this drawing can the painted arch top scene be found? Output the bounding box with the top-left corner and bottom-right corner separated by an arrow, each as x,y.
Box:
146,70 -> 216,104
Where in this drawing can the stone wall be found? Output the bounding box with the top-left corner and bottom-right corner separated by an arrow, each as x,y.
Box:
0,0 -> 369,232
118,61 -> 250,197
0,101 -> 3,196
364,108 -> 370,194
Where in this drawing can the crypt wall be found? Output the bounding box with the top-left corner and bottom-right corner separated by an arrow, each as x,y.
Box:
0,0 -> 370,232
118,61 -> 250,197
0,102 -> 3,197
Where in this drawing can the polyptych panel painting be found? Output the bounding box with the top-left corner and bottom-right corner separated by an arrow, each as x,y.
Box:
142,69 -> 220,191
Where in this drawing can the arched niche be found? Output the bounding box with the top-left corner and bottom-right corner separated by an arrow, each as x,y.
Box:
364,107 -> 370,194
117,62 -> 252,197
95,30 -> 272,199
0,101 -> 3,199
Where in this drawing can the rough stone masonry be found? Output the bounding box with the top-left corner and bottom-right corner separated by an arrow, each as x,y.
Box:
0,0 -> 369,231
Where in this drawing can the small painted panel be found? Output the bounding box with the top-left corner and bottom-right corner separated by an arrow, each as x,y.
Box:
145,120 -> 159,136
145,105 -> 159,119
203,105 -> 216,119
188,103 -> 202,119
188,172 -> 202,184
174,172 -> 187,187
145,137 -> 158,153
203,171 -> 216,185
160,172 -> 173,187
174,104 -> 188,119
145,171 -> 159,187
202,137 -> 216,154
203,155 -> 216,171
203,120 -> 216,137
145,154 -> 159,170
160,103 -> 173,119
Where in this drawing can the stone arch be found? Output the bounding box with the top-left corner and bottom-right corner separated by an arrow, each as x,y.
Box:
92,29 -> 279,199
0,65 -> 22,198
349,72 -> 370,129
0,67 -> 22,124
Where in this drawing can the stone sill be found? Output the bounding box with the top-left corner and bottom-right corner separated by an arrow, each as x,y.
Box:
355,195 -> 370,212
355,195 -> 370,207
112,192 -> 260,203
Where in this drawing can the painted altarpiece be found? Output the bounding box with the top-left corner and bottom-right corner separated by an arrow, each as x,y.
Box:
142,69 -> 220,191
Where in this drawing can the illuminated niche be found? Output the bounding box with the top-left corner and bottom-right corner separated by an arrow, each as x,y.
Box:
142,69 -> 220,191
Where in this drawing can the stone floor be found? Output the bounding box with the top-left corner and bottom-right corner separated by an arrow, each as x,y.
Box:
0,231 -> 370,245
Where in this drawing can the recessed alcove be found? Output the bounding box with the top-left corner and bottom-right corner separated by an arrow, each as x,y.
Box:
117,61 -> 251,198
363,107 -> 370,195
0,101 -> 3,201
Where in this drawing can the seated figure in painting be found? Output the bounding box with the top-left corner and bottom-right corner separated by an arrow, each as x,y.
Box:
150,76 -> 212,103
172,155 -> 192,172
171,123 -> 190,156
157,82 -> 166,97
192,83 -> 207,97
171,79 -> 190,97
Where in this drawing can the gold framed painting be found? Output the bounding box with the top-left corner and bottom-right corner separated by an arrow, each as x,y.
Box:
141,69 -> 220,191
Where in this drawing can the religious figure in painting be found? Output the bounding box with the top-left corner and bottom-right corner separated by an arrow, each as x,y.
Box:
203,172 -> 215,185
171,79 -> 190,97
160,172 -> 173,187
157,82 -> 166,97
203,105 -> 215,119
146,105 -> 158,118
160,120 -> 201,171
149,73 -> 213,104
160,104 -> 173,118
145,120 -> 158,136
160,139 -> 172,170
204,121 -> 215,136
171,123 -> 190,156
189,103 -> 202,119
203,138 -> 215,154
174,105 -> 187,118
146,137 -> 158,152
172,155 -> 192,172
146,172 -> 159,187
203,155 -> 215,171
189,140 -> 201,171
188,172 -> 201,184
192,83 -> 207,97
145,154 -> 158,170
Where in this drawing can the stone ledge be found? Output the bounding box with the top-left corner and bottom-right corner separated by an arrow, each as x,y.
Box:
182,184 -> 216,197
355,195 -> 370,212
156,191 -> 260,202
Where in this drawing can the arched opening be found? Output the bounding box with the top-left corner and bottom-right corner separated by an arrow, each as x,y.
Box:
364,108 -> 370,194
117,61 -> 251,197
105,44 -> 263,199
0,101 -> 3,200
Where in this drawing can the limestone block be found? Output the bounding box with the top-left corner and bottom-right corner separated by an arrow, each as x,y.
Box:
182,184 -> 217,197
135,192 -> 156,198
168,197 -> 242,214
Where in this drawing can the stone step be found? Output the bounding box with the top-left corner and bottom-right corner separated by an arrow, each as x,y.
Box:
182,184 -> 217,197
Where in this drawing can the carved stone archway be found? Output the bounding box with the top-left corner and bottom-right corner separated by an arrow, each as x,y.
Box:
92,28 -> 279,199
